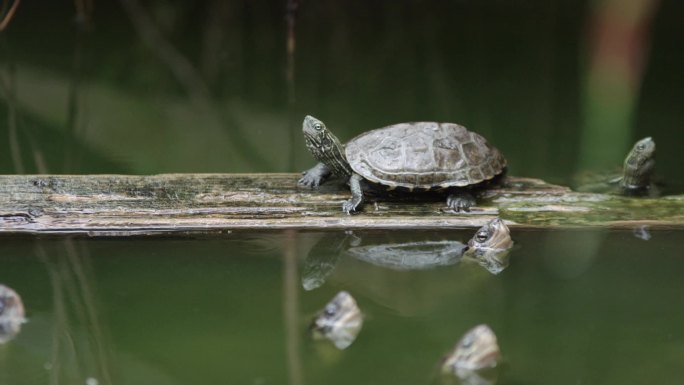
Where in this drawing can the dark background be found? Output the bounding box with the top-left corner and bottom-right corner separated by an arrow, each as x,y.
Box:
0,0 -> 681,187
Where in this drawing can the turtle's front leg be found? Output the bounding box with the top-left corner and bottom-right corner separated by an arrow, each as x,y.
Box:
342,173 -> 364,214
446,191 -> 476,212
299,162 -> 332,188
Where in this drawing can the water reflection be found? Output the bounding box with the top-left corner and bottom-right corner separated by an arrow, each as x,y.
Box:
310,291 -> 363,350
441,325 -> 501,385
462,218 -> 513,275
0,284 -> 26,344
348,240 -> 465,271
0,230 -> 682,384
301,232 -> 351,291
301,218 -> 514,290
633,225 -> 651,241
34,241 -> 113,385
441,369 -> 498,385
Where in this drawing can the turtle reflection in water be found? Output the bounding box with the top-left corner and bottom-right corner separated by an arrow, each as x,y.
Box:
441,324 -> 501,385
577,137 -> 657,196
302,218 -> 514,290
310,291 -> 363,350
0,284 -> 27,344
463,218 -> 514,274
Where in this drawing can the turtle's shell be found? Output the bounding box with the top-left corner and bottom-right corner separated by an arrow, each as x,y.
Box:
346,240 -> 466,271
345,122 -> 506,189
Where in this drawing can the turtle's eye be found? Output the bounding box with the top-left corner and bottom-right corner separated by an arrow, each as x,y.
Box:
475,231 -> 489,242
314,123 -> 323,131
636,144 -> 645,151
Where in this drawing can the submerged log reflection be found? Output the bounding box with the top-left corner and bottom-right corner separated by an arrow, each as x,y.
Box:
35,241 -> 114,385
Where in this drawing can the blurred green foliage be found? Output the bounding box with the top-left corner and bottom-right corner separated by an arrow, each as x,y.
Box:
0,0 -> 682,184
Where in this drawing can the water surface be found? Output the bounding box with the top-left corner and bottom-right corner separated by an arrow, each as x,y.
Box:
1,228 -> 683,385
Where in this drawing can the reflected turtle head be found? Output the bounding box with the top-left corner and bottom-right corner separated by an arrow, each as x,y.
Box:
310,291 -> 363,350
465,218 -> 513,274
442,324 -> 501,373
467,218 -> 513,251
0,284 -> 27,345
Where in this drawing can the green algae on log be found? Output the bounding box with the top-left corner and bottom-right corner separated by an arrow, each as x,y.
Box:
0,174 -> 681,236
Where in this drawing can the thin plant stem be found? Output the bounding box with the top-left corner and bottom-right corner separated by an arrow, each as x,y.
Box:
0,0 -> 20,32
0,37 -> 24,173
286,0 -> 299,171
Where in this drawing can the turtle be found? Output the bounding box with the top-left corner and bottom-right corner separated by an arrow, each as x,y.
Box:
576,137 -> 656,196
299,115 -> 507,214
620,137 -> 656,194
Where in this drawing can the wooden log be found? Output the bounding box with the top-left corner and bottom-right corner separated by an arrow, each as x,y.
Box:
0,174 -> 682,236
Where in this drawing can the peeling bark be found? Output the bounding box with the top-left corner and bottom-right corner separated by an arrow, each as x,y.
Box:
0,174 -> 681,236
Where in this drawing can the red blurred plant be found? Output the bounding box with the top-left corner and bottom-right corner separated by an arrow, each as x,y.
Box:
0,0 -> 20,32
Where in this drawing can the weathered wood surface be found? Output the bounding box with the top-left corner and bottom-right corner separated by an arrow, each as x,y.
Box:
0,174 -> 682,236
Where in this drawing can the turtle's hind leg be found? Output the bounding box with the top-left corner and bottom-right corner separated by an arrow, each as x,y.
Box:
342,173 -> 365,214
446,191 -> 476,212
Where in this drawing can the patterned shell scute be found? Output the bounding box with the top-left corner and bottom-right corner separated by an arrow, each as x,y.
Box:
345,122 -> 506,188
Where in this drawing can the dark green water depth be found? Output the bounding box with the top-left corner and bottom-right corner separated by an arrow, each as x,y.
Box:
1,229 -> 683,385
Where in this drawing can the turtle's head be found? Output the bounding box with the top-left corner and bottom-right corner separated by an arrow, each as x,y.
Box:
302,115 -> 352,176
622,137 -> 655,189
303,115 -> 338,150
625,137 -> 655,167
303,115 -> 328,140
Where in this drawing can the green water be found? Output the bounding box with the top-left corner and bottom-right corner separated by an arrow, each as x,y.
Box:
1,2 -> 683,384
1,229 -> 683,385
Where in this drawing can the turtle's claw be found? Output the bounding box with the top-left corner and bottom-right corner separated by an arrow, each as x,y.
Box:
298,172 -> 321,188
446,193 -> 476,212
342,199 -> 361,215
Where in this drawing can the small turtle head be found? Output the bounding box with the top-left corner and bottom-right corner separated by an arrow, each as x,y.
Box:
625,137 -> 655,168
303,115 -> 328,139
622,137 -> 655,190
302,115 -> 352,177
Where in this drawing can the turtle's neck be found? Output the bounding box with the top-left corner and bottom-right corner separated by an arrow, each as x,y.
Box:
620,139 -> 655,191
304,132 -> 352,177
621,158 -> 654,190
